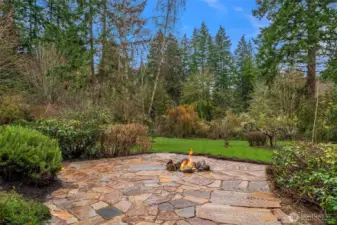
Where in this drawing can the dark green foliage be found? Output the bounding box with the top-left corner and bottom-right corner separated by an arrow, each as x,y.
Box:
16,119 -> 100,159
0,126 -> 62,184
163,34 -> 184,105
244,131 -> 266,147
0,191 -> 51,225
254,0 -> 337,98
297,88 -> 337,143
233,36 -> 256,112
272,143 -> 337,224
212,26 -> 234,113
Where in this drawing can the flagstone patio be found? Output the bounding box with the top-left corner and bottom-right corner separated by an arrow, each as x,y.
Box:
45,153 -> 289,225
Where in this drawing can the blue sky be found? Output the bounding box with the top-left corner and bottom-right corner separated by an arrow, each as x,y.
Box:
144,0 -> 269,51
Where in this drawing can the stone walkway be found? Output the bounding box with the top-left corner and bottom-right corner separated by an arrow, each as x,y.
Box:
45,153 -> 288,225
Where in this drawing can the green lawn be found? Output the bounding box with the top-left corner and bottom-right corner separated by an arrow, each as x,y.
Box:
152,137 -> 274,163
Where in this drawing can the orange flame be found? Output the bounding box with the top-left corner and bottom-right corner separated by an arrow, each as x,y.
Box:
180,149 -> 194,171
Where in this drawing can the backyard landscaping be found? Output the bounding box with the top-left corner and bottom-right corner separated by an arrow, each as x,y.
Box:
152,137 -> 274,163
2,0 -> 337,224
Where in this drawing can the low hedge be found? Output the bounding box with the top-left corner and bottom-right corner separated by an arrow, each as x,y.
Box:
0,126 -> 62,184
272,142 -> 337,224
16,119 -> 101,159
0,191 -> 51,225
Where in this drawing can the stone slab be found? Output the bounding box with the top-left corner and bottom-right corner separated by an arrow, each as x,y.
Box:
96,206 -> 122,220
196,203 -> 281,225
211,190 -> 281,208
175,207 -> 195,218
159,202 -> 174,211
69,206 -> 97,220
170,199 -> 200,209
188,217 -> 217,225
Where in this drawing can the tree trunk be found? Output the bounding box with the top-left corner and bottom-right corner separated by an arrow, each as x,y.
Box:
100,0 -> 107,76
98,0 -> 107,105
148,1 -> 172,117
306,0 -> 317,100
307,47 -> 316,100
89,0 -> 97,103
267,135 -> 274,148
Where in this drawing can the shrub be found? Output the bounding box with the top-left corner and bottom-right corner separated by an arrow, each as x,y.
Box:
0,191 -> 51,225
159,105 -> 199,138
0,126 -> 62,184
60,105 -> 114,125
102,123 -> 151,156
16,119 -> 100,159
195,122 -> 210,138
0,94 -> 30,125
208,112 -> 243,140
272,143 -> 337,224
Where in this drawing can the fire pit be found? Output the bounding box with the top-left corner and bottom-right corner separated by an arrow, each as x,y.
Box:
166,149 -> 210,173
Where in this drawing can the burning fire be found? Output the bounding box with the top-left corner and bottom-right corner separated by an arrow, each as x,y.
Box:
180,149 -> 195,171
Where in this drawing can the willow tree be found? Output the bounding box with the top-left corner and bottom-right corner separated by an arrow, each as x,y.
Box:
254,0 -> 337,99
147,0 -> 185,117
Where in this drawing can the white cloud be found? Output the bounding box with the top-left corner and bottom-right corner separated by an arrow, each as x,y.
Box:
246,14 -> 269,29
234,7 -> 244,12
202,0 -> 226,11
246,14 -> 269,38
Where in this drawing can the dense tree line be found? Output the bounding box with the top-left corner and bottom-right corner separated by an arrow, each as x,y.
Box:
1,0 -> 337,129
147,23 -> 257,120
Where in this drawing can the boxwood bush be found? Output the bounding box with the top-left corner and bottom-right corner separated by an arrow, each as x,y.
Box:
0,191 -> 51,225
272,142 -> 337,224
16,119 -> 101,159
0,126 -> 62,184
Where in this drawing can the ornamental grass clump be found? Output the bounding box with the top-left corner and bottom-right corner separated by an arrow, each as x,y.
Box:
102,123 -> 151,156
